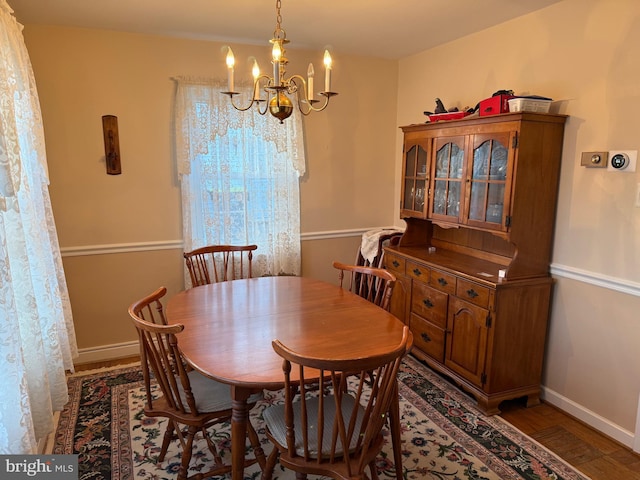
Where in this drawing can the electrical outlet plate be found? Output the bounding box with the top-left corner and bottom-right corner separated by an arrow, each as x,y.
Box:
607,150 -> 637,172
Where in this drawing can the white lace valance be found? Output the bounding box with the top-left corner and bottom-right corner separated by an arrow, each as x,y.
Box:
173,77 -> 305,178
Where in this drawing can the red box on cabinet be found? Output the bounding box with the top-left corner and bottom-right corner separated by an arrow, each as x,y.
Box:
479,95 -> 515,116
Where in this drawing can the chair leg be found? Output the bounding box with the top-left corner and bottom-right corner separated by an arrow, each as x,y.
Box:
247,421 -> 267,469
178,426 -> 197,480
261,447 -> 280,480
369,460 -> 380,480
201,426 -> 223,466
159,420 -> 176,462
389,382 -> 403,480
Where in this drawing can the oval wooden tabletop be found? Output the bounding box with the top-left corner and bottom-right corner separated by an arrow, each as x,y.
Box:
166,276 -> 408,389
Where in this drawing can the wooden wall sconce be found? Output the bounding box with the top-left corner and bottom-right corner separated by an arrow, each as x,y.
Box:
102,115 -> 121,175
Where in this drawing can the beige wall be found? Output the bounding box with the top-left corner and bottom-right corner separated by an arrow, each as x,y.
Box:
397,0 -> 640,444
22,26 -> 398,359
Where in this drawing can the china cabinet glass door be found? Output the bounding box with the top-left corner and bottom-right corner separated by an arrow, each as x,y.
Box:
466,132 -> 513,231
401,140 -> 429,218
429,137 -> 465,223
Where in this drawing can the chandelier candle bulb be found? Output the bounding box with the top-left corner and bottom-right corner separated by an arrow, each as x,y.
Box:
307,63 -> 314,99
226,47 -> 235,92
324,50 -> 332,92
272,42 -> 281,86
252,60 -> 260,100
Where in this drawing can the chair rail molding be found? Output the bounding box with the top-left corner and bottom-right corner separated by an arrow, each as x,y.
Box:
60,240 -> 183,257
59,239 -> 640,297
59,227 -> 402,257
550,263 -> 640,297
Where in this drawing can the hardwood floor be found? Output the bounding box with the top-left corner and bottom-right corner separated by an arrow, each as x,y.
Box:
500,397 -> 640,480
74,357 -> 640,479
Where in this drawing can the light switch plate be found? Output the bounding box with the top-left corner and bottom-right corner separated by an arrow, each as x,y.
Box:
580,151 -> 608,168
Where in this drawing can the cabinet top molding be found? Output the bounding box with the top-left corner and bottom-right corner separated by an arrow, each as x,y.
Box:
401,111 -> 568,132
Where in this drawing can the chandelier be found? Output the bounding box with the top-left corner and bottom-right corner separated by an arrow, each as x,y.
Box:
222,0 -> 337,124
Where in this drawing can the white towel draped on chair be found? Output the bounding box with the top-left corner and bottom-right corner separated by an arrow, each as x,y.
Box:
359,228 -> 404,264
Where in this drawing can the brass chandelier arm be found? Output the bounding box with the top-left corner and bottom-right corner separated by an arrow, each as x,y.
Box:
287,75 -> 337,115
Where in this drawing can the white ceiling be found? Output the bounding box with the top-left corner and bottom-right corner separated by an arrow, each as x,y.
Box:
7,0 -> 562,60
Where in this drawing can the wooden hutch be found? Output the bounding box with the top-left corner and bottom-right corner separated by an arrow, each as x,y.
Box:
383,111 -> 567,414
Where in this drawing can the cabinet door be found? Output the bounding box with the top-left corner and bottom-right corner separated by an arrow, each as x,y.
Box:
445,296 -> 490,388
389,274 -> 411,325
400,140 -> 430,218
429,136 -> 466,223
464,131 -> 515,231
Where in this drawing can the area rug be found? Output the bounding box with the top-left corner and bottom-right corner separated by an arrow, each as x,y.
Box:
52,355 -> 589,480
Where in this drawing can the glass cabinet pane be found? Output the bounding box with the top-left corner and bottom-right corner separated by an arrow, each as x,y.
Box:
469,138 -> 508,225
403,143 -> 428,215
450,145 -> 464,179
433,180 -> 446,215
447,181 -> 460,216
417,146 -> 427,177
469,183 -> 486,221
403,178 -> 414,210
473,142 -> 489,179
433,142 -> 463,219
405,145 -> 416,176
415,179 -> 426,211
486,183 -> 505,223
489,144 -> 508,180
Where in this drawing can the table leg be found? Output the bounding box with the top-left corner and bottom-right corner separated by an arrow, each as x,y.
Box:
389,380 -> 403,480
230,386 -> 267,480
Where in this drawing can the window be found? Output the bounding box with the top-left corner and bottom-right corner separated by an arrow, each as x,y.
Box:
175,79 -> 305,281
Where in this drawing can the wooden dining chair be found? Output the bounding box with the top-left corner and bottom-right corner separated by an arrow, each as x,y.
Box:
333,261 -> 397,311
183,244 -> 258,287
261,326 -> 410,480
128,287 -> 265,480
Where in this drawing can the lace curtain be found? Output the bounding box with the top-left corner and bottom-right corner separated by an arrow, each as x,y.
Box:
0,0 -> 78,453
174,78 -> 305,280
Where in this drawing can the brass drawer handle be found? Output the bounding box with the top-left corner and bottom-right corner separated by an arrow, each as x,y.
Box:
420,333 -> 431,343
422,299 -> 434,308
413,268 -> 422,276
437,277 -> 448,286
392,260 -> 400,268
466,289 -> 479,298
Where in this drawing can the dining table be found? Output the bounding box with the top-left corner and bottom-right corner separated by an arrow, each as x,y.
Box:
166,275 -> 411,480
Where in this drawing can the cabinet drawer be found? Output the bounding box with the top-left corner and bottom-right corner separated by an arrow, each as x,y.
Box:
406,261 -> 430,282
456,279 -> 491,308
410,313 -> 445,362
411,282 -> 447,329
383,252 -> 405,274
429,268 -> 456,294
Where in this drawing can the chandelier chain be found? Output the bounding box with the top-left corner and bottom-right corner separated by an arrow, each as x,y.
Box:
274,0 -> 283,39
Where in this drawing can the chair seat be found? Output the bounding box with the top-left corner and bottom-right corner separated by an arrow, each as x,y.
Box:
179,370 -> 263,413
263,394 -> 364,458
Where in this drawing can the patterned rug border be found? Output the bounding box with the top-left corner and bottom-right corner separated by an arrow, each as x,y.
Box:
400,355 -> 591,480
54,357 -> 590,480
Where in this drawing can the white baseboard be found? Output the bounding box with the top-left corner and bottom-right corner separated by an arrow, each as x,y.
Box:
541,385 -> 637,451
74,341 -> 139,366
